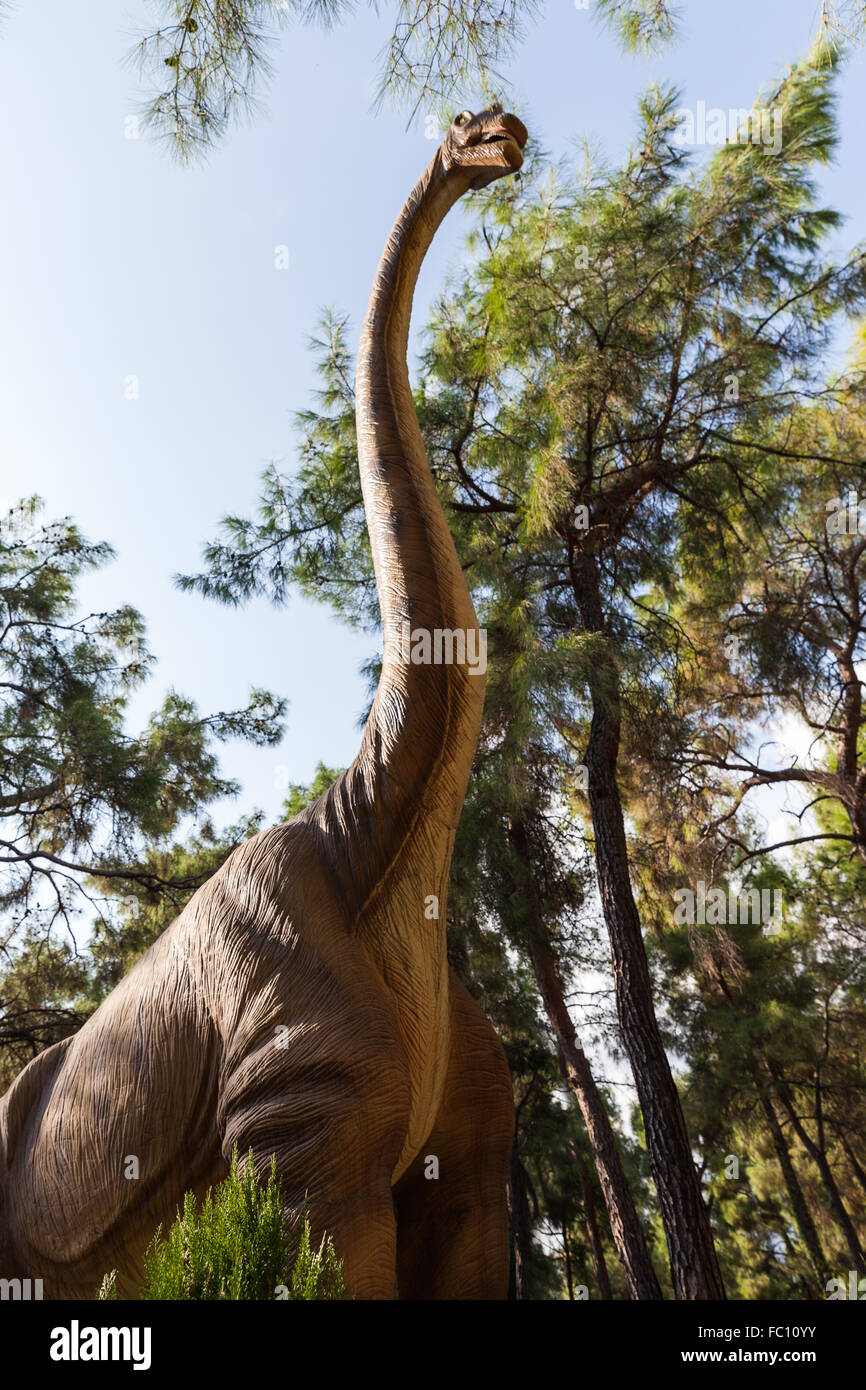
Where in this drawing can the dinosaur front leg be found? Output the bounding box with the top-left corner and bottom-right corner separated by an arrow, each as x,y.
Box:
285,1182 -> 400,1299
393,974 -> 514,1300
217,979 -> 412,1301
220,1095 -> 405,1299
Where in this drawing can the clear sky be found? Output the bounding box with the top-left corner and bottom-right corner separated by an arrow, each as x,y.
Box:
1,0 -> 863,831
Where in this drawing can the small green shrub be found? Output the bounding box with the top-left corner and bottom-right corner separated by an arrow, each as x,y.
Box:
128,1149 -> 348,1300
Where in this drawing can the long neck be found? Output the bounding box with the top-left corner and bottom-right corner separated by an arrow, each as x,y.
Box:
357,156 -> 477,657
323,155 -> 487,908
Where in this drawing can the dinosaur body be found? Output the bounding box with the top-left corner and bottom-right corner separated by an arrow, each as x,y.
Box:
0,106 -> 526,1300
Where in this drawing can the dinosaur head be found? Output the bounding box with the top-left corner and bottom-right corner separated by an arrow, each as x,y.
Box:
440,103 -> 528,190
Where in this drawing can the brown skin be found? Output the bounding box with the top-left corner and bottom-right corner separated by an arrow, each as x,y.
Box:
0,106 -> 526,1301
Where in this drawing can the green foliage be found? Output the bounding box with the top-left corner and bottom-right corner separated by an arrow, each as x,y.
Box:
0,930 -> 91,1092
374,1 -> 539,121
0,499 -> 285,1076
140,1150 -> 348,1300
594,0 -> 680,55
132,0 -> 540,159
127,1 -> 866,160
596,1 -> 866,58
284,1205 -> 349,1300
281,761 -> 343,818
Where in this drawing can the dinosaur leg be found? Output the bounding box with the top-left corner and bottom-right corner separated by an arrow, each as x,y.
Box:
217,972 -> 412,1301
285,1178 -> 399,1299
393,973 -> 513,1299
220,1092 -> 406,1300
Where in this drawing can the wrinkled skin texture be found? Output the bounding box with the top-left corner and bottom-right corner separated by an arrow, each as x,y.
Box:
0,106 -> 527,1300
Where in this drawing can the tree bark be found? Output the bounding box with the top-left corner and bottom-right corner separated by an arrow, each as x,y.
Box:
562,1221 -> 575,1300
760,1090 -> 829,1293
581,1160 -> 614,1300
529,937 -> 662,1299
566,546 -> 726,1300
840,1135 -> 866,1204
766,1061 -> 866,1275
834,643 -> 866,865
507,1137 -> 533,1300
507,824 -> 662,1300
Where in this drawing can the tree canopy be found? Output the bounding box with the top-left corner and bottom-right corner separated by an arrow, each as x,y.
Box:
5,0 -> 852,159
0,498 -> 284,1081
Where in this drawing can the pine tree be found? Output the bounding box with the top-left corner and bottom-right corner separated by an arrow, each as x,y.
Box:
0,499 -> 285,1082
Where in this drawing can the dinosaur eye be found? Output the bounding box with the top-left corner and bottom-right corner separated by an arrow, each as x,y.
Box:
454,110 -> 472,128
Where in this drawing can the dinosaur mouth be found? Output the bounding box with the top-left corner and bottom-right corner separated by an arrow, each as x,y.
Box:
471,129 -> 525,177
479,128 -> 526,156
457,111 -> 528,188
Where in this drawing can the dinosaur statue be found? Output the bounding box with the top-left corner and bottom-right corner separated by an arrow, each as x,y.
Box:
0,104 -> 527,1300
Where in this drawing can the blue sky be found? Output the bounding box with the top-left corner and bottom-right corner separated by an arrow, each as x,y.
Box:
1,0 -> 863,831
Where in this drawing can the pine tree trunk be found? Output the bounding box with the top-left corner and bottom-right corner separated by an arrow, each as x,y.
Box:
510,847 -> 662,1300
562,1222 -> 575,1300
567,548 -> 726,1300
507,1138 -> 533,1300
580,1160 -> 614,1300
840,1137 -> 866,1203
767,1062 -> 866,1275
760,1090 -> 829,1292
